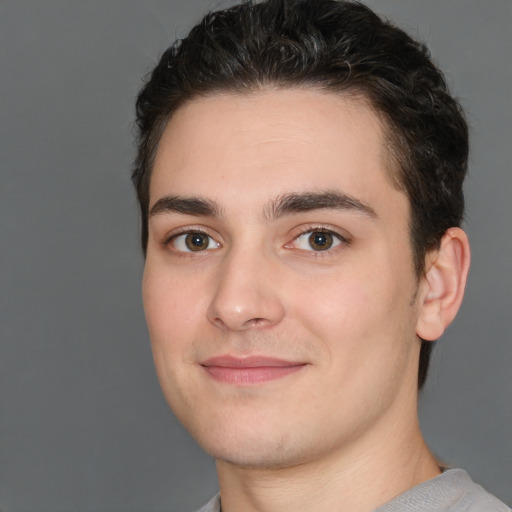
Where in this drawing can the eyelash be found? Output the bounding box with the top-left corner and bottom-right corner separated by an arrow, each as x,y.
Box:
288,226 -> 349,254
163,229 -> 219,253
162,226 -> 349,255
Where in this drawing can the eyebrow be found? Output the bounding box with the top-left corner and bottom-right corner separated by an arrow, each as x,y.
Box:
148,190 -> 377,221
149,195 -> 223,218
267,190 -> 377,220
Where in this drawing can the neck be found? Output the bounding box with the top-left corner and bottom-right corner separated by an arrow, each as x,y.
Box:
216,395 -> 439,512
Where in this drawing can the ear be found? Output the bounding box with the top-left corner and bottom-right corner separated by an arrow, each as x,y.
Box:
416,227 -> 471,341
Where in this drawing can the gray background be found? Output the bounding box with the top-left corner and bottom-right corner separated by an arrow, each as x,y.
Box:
1,1 -> 510,511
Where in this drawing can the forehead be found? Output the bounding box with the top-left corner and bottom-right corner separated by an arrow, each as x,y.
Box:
150,88 -> 403,216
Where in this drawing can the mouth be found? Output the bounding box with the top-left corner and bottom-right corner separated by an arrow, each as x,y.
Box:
200,355 -> 307,385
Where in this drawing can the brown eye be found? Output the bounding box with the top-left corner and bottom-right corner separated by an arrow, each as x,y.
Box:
185,233 -> 210,251
171,232 -> 219,252
308,231 -> 334,251
291,230 -> 343,252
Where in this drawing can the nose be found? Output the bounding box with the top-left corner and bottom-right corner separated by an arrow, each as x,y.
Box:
206,247 -> 286,331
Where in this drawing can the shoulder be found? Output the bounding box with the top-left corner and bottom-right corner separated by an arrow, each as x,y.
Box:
192,472 -> 510,512
193,493 -> 221,512
447,471 -> 510,512
376,469 -> 510,512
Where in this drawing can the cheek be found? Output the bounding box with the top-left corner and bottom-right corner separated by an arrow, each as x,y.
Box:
142,264 -> 205,358
142,265 -> 211,410
291,269 -> 375,338
292,269 -> 418,419
290,262 -> 414,358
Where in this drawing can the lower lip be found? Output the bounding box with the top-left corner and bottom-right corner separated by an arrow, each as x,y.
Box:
202,364 -> 305,385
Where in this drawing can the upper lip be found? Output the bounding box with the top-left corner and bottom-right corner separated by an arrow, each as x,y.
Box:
200,355 -> 305,368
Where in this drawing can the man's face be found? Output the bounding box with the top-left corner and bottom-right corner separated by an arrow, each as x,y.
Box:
143,89 -> 425,469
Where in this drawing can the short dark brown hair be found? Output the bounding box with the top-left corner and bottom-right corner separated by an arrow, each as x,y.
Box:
133,0 -> 469,388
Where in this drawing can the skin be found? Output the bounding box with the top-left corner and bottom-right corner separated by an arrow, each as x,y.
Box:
142,89 -> 469,512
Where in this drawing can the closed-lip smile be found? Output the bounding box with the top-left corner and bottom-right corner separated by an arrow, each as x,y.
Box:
200,355 -> 307,385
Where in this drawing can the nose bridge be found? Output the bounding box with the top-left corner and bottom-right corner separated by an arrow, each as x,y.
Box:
207,241 -> 285,331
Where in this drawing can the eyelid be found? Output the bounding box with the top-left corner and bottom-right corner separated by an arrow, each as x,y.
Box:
162,226 -> 222,253
159,223 -> 349,254
286,225 -> 350,252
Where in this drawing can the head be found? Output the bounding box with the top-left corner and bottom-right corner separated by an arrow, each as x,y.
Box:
133,0 -> 468,390
135,0 -> 471,470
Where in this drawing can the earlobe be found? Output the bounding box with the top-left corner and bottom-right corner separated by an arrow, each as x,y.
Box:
416,227 -> 471,341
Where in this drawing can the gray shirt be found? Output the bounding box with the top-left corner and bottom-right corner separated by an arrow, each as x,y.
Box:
194,469 -> 510,512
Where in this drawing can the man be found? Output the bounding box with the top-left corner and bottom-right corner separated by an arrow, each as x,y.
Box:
132,1 -> 510,511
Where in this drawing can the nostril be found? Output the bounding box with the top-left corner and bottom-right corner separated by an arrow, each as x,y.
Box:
244,318 -> 266,328
209,315 -> 271,331
212,317 -> 227,329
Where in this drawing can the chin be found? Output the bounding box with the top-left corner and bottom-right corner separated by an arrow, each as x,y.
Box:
209,444 -> 305,470
191,420 -> 319,470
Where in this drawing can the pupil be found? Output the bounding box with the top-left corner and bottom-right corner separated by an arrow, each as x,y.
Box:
191,234 -> 204,246
309,232 -> 332,251
186,233 -> 207,250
